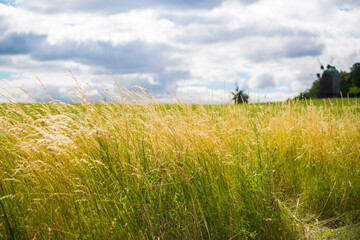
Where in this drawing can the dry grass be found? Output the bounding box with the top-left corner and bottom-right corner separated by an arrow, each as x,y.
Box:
0,85 -> 359,239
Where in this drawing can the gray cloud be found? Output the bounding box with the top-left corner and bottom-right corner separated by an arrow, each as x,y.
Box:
31,40 -> 175,74
159,14 -> 222,26
0,33 -> 46,55
250,73 -> 275,89
177,25 -> 317,44
15,0 -> 226,13
12,0 -> 264,14
0,16 -> 7,32
284,39 -> 324,58
0,33 -> 171,73
0,33 -> 191,95
246,38 -> 324,62
153,70 -> 191,91
112,70 -> 190,93
0,33 -> 179,76
333,0 -> 360,7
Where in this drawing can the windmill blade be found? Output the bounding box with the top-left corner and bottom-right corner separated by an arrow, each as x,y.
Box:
234,81 -> 239,91
317,58 -> 324,70
329,57 -> 334,66
317,58 -> 323,66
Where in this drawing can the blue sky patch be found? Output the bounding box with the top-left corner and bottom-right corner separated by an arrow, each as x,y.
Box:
0,71 -> 15,80
206,81 -> 232,90
0,0 -> 16,6
339,8 -> 353,12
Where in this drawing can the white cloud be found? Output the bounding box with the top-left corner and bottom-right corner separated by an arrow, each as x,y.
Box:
249,73 -> 276,89
0,0 -> 360,103
0,5 -> 174,45
176,85 -> 232,104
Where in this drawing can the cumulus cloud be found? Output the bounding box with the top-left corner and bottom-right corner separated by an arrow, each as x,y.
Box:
249,73 -> 276,89
0,0 -> 360,103
12,0 -> 263,14
0,33 -> 46,54
243,37 -> 324,62
176,25 -> 318,44
31,39 -> 173,74
13,0 -> 227,13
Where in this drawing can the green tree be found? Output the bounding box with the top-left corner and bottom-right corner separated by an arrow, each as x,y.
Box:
344,62 -> 360,97
299,62 -> 360,99
298,78 -> 319,99
350,63 -> 360,88
349,86 -> 360,96
339,71 -> 351,96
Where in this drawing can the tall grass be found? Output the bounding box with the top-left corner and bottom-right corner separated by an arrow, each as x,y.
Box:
0,86 -> 359,239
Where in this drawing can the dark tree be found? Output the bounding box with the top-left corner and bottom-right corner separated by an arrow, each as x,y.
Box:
339,71 -> 351,96
350,63 -> 360,87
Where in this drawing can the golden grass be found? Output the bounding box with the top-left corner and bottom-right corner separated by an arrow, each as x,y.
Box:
0,86 -> 359,239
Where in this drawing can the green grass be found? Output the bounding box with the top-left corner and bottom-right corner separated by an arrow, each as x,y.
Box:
0,89 -> 360,239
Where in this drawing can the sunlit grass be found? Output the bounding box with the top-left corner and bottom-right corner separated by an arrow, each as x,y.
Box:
0,86 -> 359,239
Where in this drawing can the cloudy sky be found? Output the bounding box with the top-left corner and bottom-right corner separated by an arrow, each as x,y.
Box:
0,0 -> 359,103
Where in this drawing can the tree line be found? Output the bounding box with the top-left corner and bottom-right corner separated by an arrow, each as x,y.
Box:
299,62 -> 360,99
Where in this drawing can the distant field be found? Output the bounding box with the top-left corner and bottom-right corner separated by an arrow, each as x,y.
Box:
1,92 -> 359,239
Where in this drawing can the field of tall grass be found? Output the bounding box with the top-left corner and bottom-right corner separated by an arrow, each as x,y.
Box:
0,86 -> 360,239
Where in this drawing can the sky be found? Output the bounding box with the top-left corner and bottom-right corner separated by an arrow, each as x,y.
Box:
0,0 -> 359,103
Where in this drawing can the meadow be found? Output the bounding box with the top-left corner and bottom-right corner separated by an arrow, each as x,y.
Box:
0,87 -> 359,239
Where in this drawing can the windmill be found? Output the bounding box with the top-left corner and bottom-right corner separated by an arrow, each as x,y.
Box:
232,85 -> 249,104
317,57 -> 340,98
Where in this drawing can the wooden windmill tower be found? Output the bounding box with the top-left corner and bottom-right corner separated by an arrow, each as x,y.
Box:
317,58 -> 340,98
